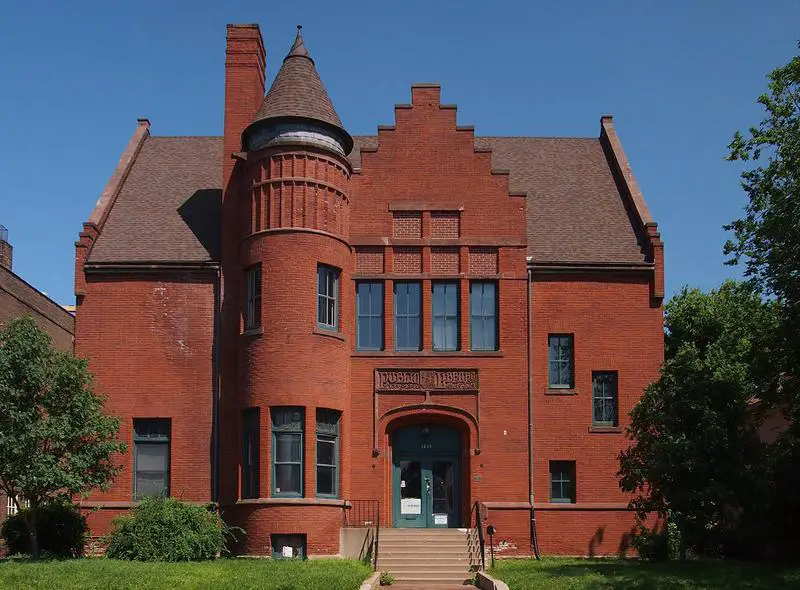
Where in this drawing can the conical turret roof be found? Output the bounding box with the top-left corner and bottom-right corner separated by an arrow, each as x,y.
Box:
244,26 -> 351,153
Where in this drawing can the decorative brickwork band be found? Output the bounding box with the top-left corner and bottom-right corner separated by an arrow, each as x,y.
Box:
355,247 -> 384,273
375,368 -> 479,392
469,246 -> 498,274
431,247 -> 459,275
431,211 -> 460,239
393,247 -> 422,274
392,211 -> 422,239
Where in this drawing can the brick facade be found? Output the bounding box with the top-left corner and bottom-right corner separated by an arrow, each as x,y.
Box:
73,24 -> 664,558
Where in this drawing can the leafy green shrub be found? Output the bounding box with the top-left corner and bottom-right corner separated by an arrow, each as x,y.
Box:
1,501 -> 87,557
106,497 -> 238,561
379,571 -> 394,586
631,520 -> 681,560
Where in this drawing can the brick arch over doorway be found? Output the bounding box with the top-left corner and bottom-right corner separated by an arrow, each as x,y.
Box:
382,413 -> 473,528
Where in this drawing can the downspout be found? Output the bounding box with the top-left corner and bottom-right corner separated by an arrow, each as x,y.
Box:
212,264 -> 222,505
527,261 -> 541,559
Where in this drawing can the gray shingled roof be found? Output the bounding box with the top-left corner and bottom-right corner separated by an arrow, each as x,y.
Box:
89,136 -> 222,264
88,134 -> 648,265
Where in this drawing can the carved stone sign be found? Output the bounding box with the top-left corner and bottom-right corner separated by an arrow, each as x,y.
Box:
375,369 -> 479,392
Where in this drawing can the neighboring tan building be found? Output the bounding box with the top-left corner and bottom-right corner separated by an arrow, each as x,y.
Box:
74,24 -> 664,559
0,225 -> 75,524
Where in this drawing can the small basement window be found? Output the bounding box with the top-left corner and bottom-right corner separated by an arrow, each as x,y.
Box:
271,534 -> 307,560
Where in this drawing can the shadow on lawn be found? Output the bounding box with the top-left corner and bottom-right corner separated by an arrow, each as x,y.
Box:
537,559 -> 799,589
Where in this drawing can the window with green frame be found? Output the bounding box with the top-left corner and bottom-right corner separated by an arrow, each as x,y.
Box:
548,334 -> 574,388
271,408 -> 303,497
592,371 -> 619,426
316,409 -> 340,498
242,408 -> 260,499
469,281 -> 497,351
549,460 -> 576,503
432,281 -> 459,351
133,418 -> 170,501
317,264 -> 339,330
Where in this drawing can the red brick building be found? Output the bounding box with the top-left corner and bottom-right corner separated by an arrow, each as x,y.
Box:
74,24 -> 664,557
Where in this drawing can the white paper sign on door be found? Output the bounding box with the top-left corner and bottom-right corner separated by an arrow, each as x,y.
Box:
434,514 -> 448,525
282,545 -> 293,558
400,498 -> 421,514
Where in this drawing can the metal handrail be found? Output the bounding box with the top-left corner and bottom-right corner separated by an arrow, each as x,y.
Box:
343,499 -> 381,571
469,501 -> 486,571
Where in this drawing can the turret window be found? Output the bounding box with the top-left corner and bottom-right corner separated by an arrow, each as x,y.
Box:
317,265 -> 340,330
271,407 -> 304,497
244,266 -> 262,331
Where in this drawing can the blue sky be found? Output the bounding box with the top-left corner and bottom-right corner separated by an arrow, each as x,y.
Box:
1,1 -> 798,306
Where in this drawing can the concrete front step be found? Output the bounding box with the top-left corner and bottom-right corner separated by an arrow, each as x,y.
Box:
376,528 -> 473,587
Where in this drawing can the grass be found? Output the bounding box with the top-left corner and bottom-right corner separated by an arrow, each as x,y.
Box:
490,557 -> 800,589
0,558 -> 373,590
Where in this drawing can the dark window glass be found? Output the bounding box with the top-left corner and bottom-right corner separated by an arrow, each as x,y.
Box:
271,534 -> 307,560
592,371 -> 619,426
271,408 -> 304,497
317,265 -> 339,330
133,419 -> 170,500
316,410 -> 340,498
470,281 -> 497,351
549,460 -> 576,503
394,282 -> 422,351
244,266 -> 262,330
432,282 -> 459,351
357,282 -> 384,350
548,335 -> 574,388
242,408 -> 260,499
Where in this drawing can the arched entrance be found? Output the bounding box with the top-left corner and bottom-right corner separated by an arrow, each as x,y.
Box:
391,424 -> 461,528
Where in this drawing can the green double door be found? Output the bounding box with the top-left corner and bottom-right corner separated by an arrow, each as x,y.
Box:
392,425 -> 461,528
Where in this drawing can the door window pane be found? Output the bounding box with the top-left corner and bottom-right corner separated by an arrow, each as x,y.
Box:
432,460 -> 455,515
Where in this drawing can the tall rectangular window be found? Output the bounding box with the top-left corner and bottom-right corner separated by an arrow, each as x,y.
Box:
549,460 -> 576,503
432,282 -> 459,351
316,410 -> 340,498
271,408 -> 303,497
357,282 -> 384,350
133,418 -> 170,500
548,335 -> 574,388
394,281 -> 421,351
244,266 -> 262,331
317,265 -> 339,330
470,281 -> 497,351
242,408 -> 260,499
592,371 -> 619,426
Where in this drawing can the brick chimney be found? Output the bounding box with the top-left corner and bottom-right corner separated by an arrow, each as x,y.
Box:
0,225 -> 12,271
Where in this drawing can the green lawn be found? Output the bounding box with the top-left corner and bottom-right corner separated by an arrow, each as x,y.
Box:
490,558 -> 800,590
0,558 -> 372,590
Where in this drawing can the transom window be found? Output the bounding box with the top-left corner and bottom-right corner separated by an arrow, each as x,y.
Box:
592,371 -> 619,426
244,265 -> 262,331
317,265 -> 339,330
549,460 -> 576,503
394,282 -> 422,351
133,418 -> 170,500
357,282 -> 384,350
470,281 -> 497,351
271,408 -> 303,497
316,410 -> 340,498
432,282 -> 459,351
548,334 -> 574,388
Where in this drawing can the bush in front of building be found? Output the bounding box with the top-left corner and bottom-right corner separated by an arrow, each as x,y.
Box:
1,502 -> 87,558
106,497 -> 237,561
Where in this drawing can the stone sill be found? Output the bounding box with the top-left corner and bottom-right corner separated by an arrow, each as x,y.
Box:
241,327 -> 263,338
235,498 -> 349,507
313,327 -> 346,341
352,350 -> 503,358
544,388 -> 579,396
588,425 -> 622,434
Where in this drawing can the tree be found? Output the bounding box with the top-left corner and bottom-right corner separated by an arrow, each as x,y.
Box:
0,317 -> 125,558
726,46 -> 800,422
618,282 -> 780,557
